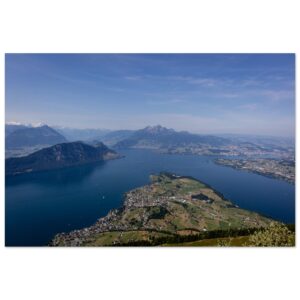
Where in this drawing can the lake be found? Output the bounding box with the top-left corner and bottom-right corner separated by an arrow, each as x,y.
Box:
5,149 -> 295,246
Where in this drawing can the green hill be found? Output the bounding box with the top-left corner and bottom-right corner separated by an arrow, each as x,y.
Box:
6,141 -> 120,176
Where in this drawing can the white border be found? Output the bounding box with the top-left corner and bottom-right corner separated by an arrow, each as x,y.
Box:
0,1 -> 299,300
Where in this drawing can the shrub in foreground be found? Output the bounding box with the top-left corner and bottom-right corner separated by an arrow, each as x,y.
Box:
247,222 -> 295,247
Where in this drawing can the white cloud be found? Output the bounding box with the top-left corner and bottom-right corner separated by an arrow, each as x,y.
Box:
124,76 -> 142,81
146,98 -> 187,105
238,103 -> 258,111
187,78 -> 217,87
262,89 -> 294,103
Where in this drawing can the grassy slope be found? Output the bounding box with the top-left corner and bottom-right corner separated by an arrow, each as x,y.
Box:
163,236 -> 250,247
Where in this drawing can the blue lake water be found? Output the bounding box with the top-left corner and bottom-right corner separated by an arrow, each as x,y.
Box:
5,149 -> 295,246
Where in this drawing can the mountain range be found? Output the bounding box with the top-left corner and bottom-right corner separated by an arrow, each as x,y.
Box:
5,123 -> 231,152
4,122 -> 295,177
113,125 -> 230,149
5,141 -> 120,176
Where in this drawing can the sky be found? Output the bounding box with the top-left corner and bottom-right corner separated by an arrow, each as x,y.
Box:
5,54 -> 295,137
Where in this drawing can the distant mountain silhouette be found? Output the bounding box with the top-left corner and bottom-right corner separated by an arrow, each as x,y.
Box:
6,125 -> 67,149
6,141 -> 120,176
113,125 -> 229,149
54,127 -> 110,142
99,130 -> 135,146
5,124 -> 29,136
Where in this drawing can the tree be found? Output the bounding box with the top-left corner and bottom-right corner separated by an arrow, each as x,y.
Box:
217,238 -> 232,247
247,222 -> 295,247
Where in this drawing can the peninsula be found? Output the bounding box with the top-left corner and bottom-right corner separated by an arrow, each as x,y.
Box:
50,172 -> 272,246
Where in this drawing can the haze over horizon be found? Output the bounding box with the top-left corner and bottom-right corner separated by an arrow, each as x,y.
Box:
6,54 -> 295,137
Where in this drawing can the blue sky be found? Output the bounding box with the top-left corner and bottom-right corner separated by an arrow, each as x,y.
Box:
5,54 -> 295,136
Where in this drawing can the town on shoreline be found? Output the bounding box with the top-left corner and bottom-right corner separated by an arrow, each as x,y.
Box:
215,158 -> 295,184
